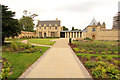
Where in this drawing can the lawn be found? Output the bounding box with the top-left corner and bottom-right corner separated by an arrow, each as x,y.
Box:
2,42 -> 49,80
69,40 -> 120,79
5,38 -> 27,41
29,38 -> 56,45
5,38 -> 58,45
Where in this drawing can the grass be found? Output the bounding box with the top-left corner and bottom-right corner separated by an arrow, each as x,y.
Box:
2,46 -> 49,79
5,38 -> 58,45
5,38 -> 27,41
29,38 -> 56,45
76,53 -> 119,58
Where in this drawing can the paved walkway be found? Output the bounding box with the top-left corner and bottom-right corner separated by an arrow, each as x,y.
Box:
19,38 -> 92,78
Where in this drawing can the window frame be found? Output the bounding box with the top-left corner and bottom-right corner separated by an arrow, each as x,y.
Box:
92,28 -> 96,32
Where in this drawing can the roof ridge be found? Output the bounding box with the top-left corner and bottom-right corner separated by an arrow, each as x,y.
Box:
89,18 -> 97,26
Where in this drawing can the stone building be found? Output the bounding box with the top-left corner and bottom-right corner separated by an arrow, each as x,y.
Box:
36,18 -> 63,38
82,18 -> 120,41
35,17 -> 120,41
14,31 -> 36,39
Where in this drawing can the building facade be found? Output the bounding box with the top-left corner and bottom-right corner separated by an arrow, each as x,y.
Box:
82,18 -> 120,41
35,18 -> 120,41
36,18 -> 63,38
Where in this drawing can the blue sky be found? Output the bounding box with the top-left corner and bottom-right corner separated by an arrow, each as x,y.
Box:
1,0 -> 119,30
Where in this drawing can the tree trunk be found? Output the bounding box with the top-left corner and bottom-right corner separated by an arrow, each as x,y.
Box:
2,36 -> 5,44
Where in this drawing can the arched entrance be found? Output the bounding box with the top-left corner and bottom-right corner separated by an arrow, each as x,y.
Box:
92,35 -> 95,40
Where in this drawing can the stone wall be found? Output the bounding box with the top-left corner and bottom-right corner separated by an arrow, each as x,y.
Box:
14,31 -> 36,39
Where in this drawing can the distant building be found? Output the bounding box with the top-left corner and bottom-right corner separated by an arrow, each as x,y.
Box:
36,18 -> 63,38
82,18 -> 120,41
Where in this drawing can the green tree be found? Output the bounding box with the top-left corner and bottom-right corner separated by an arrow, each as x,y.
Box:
19,11 -> 38,32
19,16 -> 34,31
2,5 -> 21,43
71,26 -> 81,31
62,26 -> 68,31
72,26 -> 74,31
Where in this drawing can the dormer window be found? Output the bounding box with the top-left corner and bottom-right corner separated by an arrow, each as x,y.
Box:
55,26 -> 57,29
44,27 -> 46,29
49,26 -> 51,29
92,28 -> 96,32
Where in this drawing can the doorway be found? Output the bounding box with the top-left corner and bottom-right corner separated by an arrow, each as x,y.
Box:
44,33 -> 46,38
92,35 -> 95,40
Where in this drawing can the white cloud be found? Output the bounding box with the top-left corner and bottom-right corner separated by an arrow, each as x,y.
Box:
1,0 -> 119,30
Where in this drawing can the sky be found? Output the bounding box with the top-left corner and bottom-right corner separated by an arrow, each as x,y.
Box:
1,0 -> 120,30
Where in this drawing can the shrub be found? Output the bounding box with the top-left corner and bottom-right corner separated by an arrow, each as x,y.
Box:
107,51 -> 112,54
31,45 -> 35,48
96,52 -> 99,54
106,56 -> 113,61
10,42 -> 18,51
26,41 -> 31,49
2,59 -> 12,80
29,47 -> 35,53
95,56 -> 102,61
113,60 -> 118,65
86,55 -> 92,60
25,49 -> 30,53
106,65 -> 119,78
73,48 -> 80,52
85,61 -> 98,69
101,51 -> 106,54
84,37 -> 93,41
80,49 -> 86,53
92,65 -> 106,78
97,61 -> 106,67
114,51 -> 118,54
89,50 -> 93,53
5,49 -> 10,53
81,55 -> 86,58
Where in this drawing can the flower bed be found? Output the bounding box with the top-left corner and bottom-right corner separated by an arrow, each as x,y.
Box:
69,41 -> 120,79
3,42 -> 42,54
2,42 -> 49,79
70,41 -> 119,55
0,58 -> 12,80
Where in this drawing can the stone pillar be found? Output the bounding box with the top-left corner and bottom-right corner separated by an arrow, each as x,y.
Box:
73,32 -> 74,38
78,32 -> 80,38
76,32 -> 77,38
70,32 -> 72,38
42,32 -> 44,38
67,32 -> 69,38
65,32 -> 66,38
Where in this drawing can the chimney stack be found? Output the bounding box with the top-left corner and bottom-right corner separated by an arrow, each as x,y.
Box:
56,18 -> 58,20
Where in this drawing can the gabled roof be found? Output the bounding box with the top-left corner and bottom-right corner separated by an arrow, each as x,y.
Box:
37,20 -> 60,27
89,18 -> 97,26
